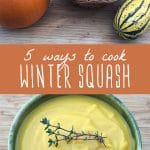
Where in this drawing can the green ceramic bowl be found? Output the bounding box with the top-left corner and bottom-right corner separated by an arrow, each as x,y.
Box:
8,94 -> 142,150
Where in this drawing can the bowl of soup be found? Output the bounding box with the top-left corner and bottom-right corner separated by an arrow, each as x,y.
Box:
8,95 -> 142,150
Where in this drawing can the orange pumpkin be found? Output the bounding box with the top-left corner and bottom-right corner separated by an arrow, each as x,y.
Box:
0,0 -> 49,29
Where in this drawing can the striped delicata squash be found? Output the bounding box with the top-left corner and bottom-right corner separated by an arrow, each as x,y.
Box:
114,0 -> 150,39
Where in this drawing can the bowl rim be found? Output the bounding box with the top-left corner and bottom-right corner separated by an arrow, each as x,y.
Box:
8,94 -> 142,150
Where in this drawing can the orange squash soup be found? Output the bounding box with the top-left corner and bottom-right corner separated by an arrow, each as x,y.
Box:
16,95 -> 135,150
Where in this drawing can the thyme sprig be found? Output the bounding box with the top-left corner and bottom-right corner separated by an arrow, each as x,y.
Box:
40,117 -> 107,148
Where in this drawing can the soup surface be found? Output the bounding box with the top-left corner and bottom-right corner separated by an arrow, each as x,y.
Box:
16,95 -> 135,150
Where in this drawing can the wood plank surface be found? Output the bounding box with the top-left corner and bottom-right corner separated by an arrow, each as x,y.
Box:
0,0 -> 149,44
0,94 -> 150,150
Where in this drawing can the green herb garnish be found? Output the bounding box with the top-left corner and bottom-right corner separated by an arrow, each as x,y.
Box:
40,117 -> 107,148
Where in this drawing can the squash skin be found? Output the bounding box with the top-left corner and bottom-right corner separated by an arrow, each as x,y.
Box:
0,0 -> 49,29
72,0 -> 118,8
114,0 -> 150,39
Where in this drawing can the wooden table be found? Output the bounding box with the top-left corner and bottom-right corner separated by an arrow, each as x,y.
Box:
0,94 -> 150,150
0,0 -> 150,149
0,0 -> 149,44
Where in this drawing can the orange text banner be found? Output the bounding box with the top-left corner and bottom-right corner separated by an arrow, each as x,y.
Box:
0,44 -> 149,94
